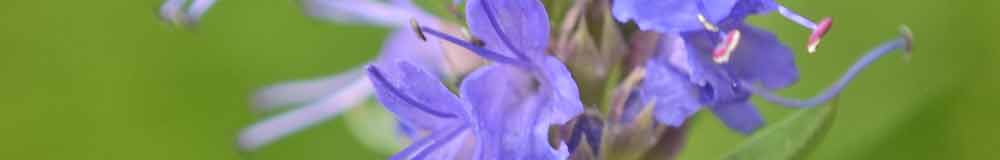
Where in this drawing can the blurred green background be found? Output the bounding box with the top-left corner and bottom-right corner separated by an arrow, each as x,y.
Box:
0,0 -> 996,159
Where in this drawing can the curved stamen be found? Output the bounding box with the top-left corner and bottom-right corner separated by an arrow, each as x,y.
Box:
411,20 -> 526,66
479,0 -> 531,61
740,37 -> 911,108
777,5 -> 833,54
367,65 -> 458,118
713,30 -> 741,63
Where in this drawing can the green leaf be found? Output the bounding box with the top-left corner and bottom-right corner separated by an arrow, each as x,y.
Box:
722,101 -> 839,160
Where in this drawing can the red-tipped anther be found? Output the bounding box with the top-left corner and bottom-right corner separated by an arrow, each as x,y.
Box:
807,17 -> 833,53
713,30 -> 742,63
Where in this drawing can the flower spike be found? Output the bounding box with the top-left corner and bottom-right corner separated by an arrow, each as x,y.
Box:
742,33 -> 912,108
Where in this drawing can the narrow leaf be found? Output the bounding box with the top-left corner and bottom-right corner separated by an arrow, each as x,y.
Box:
723,101 -> 839,160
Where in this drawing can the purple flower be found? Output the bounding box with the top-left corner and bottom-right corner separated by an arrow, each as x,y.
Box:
630,31 -> 794,134
238,0 -> 451,151
612,0 -> 834,53
387,0 -> 585,158
614,1 -> 913,134
366,61 -> 474,159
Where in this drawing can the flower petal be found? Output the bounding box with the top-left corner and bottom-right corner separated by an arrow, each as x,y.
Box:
391,124 -> 473,160
678,30 -> 748,104
722,24 -> 798,89
367,61 -> 465,131
708,101 -> 764,134
465,0 -> 550,60
251,67 -> 366,111
729,0 -> 779,18
376,30 -> 447,76
612,0 -> 738,32
459,65 -> 570,160
638,58 -> 702,127
185,0 -> 216,24
459,64 -> 534,118
303,0 -> 435,28
239,76 -> 373,151
536,56 -> 585,123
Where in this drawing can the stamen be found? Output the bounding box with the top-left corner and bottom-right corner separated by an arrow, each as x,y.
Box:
713,30 -> 741,63
740,36 -> 911,108
694,0 -> 719,32
777,6 -> 818,29
697,14 -> 720,32
807,17 -> 833,53
367,65 -> 458,118
777,5 -> 833,53
410,20 -> 525,66
900,25 -> 914,62
480,0 -> 531,61
410,19 -> 427,41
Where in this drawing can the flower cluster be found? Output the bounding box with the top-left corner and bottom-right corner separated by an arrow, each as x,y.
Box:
160,0 -> 914,159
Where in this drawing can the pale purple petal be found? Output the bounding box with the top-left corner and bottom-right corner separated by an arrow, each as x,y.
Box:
239,76 -> 373,151
376,30 -> 447,76
534,56 -> 585,123
708,101 -> 764,134
459,65 -> 570,160
185,0 -> 216,23
159,0 -> 185,23
612,0 -> 738,32
251,67 -> 366,111
303,0 -> 435,28
638,58 -> 701,127
465,0 -> 550,60
459,65 -> 534,118
367,61 -> 465,131
158,0 -> 216,26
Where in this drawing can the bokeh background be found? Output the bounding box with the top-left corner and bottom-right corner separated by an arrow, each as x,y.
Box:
0,0 -> 996,159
